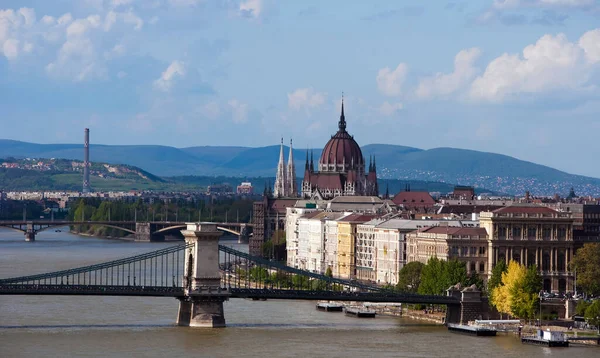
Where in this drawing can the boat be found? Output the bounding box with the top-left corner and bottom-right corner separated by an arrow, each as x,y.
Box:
521,330 -> 569,347
344,307 -> 376,318
316,302 -> 344,312
447,323 -> 497,336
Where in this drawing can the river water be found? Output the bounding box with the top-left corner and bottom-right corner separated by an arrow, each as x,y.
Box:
0,228 -> 597,357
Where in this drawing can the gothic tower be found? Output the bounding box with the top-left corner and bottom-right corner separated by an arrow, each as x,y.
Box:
273,138 -> 287,198
287,139 -> 298,197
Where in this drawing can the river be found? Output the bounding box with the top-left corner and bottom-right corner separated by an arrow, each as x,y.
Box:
0,228 -> 597,357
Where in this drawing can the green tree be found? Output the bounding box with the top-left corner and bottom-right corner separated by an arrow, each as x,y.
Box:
444,259 -> 468,290
397,261 -> 424,293
488,260 -> 507,292
465,272 -> 485,291
325,266 -> 333,278
571,243 -> 600,297
576,300 -> 591,316
584,300 -> 600,334
418,257 -> 446,295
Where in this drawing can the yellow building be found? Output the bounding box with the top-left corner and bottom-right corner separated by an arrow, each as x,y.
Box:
336,214 -> 376,280
480,205 -> 574,293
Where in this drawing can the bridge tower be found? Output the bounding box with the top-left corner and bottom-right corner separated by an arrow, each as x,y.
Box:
177,223 -> 230,328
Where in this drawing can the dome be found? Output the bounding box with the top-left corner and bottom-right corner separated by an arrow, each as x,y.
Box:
318,100 -> 364,171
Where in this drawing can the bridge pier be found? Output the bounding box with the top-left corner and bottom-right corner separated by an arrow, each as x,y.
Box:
25,223 -> 35,242
135,222 -> 161,242
445,284 -> 485,325
178,223 -> 230,328
238,223 -> 249,244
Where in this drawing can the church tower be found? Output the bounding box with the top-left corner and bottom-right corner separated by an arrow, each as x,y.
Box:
287,139 -> 298,197
273,138 -> 287,198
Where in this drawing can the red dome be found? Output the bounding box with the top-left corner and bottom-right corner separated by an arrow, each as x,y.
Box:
318,101 -> 364,168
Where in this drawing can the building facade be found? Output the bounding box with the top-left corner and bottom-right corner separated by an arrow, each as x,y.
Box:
274,139 -> 298,198
406,226 -> 489,277
480,205 -> 575,293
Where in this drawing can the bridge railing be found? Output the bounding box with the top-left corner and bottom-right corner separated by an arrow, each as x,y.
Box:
0,243 -> 192,287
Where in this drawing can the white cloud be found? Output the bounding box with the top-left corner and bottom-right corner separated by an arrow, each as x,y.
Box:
376,63 -> 408,96
2,38 -> 19,59
378,101 -> 404,116
240,0 -> 263,18
66,15 -> 101,37
579,29 -> 600,63
287,87 -> 327,110
117,70 -> 127,79
0,8 -> 35,60
416,48 -> 482,99
470,29 -> 600,102
154,60 -> 186,91
228,99 -> 249,123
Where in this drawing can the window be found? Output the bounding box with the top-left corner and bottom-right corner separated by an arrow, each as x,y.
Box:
470,262 -> 476,272
470,247 -> 477,256
498,226 -> 507,239
543,226 -> 552,240
512,226 -> 522,239
479,262 -> 485,272
557,227 -> 567,240
479,246 -> 486,255
461,247 -> 468,256
527,226 -> 537,239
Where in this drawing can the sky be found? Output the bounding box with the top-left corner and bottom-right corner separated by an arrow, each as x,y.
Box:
1,0 -> 600,177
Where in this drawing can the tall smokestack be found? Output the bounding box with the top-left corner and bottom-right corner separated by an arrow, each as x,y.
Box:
83,128 -> 91,193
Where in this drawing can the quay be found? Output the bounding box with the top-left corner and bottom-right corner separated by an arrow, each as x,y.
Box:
447,323 -> 497,337
316,302 -> 344,312
344,307 -> 376,318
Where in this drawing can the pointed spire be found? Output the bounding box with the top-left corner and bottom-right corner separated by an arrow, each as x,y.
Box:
385,183 -> 389,199
287,138 -> 297,197
310,150 -> 314,172
338,93 -> 346,132
274,138 -> 287,197
373,156 -> 377,172
305,149 -> 309,171
369,155 -> 373,172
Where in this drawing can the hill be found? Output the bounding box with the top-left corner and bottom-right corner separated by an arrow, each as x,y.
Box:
1,139 -> 599,196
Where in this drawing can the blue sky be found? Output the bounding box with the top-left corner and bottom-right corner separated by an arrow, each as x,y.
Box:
1,0 -> 600,177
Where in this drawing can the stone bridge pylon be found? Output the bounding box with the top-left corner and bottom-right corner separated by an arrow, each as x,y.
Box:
177,223 -> 230,328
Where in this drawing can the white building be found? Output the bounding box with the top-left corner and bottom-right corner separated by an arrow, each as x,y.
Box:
356,218 -> 386,283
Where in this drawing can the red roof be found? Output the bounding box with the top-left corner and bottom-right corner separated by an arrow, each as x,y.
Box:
269,199 -> 297,214
392,191 -> 435,206
492,205 -> 557,214
338,213 -> 377,223
418,226 -> 488,237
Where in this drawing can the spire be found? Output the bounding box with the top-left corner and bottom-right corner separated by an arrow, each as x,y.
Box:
338,93 -> 346,132
287,138 -> 297,197
310,150 -> 314,172
369,155 -> 373,172
385,183 -> 389,199
273,138 -> 287,197
373,156 -> 377,172
305,149 -> 309,171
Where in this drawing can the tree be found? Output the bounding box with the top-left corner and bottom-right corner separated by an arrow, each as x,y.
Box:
488,260 -> 507,292
490,261 -> 542,319
584,300 -> 600,334
418,257 -> 446,295
576,300 -> 591,316
571,243 -> 600,297
325,266 -> 333,278
397,261 -> 424,293
465,272 -> 485,291
444,259 -> 468,290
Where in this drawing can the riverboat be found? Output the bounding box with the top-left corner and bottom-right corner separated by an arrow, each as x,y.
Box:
447,323 -> 497,336
316,302 -> 344,312
521,330 -> 569,347
344,307 -> 376,318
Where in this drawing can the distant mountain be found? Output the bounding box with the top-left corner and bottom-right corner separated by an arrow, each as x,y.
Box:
1,139 -> 599,196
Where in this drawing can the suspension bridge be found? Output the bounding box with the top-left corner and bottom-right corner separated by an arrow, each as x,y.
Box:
0,223 -> 480,328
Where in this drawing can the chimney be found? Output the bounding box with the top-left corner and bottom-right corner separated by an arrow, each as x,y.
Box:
83,128 -> 91,193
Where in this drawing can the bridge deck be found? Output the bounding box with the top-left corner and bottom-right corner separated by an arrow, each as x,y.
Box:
0,285 -> 459,305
